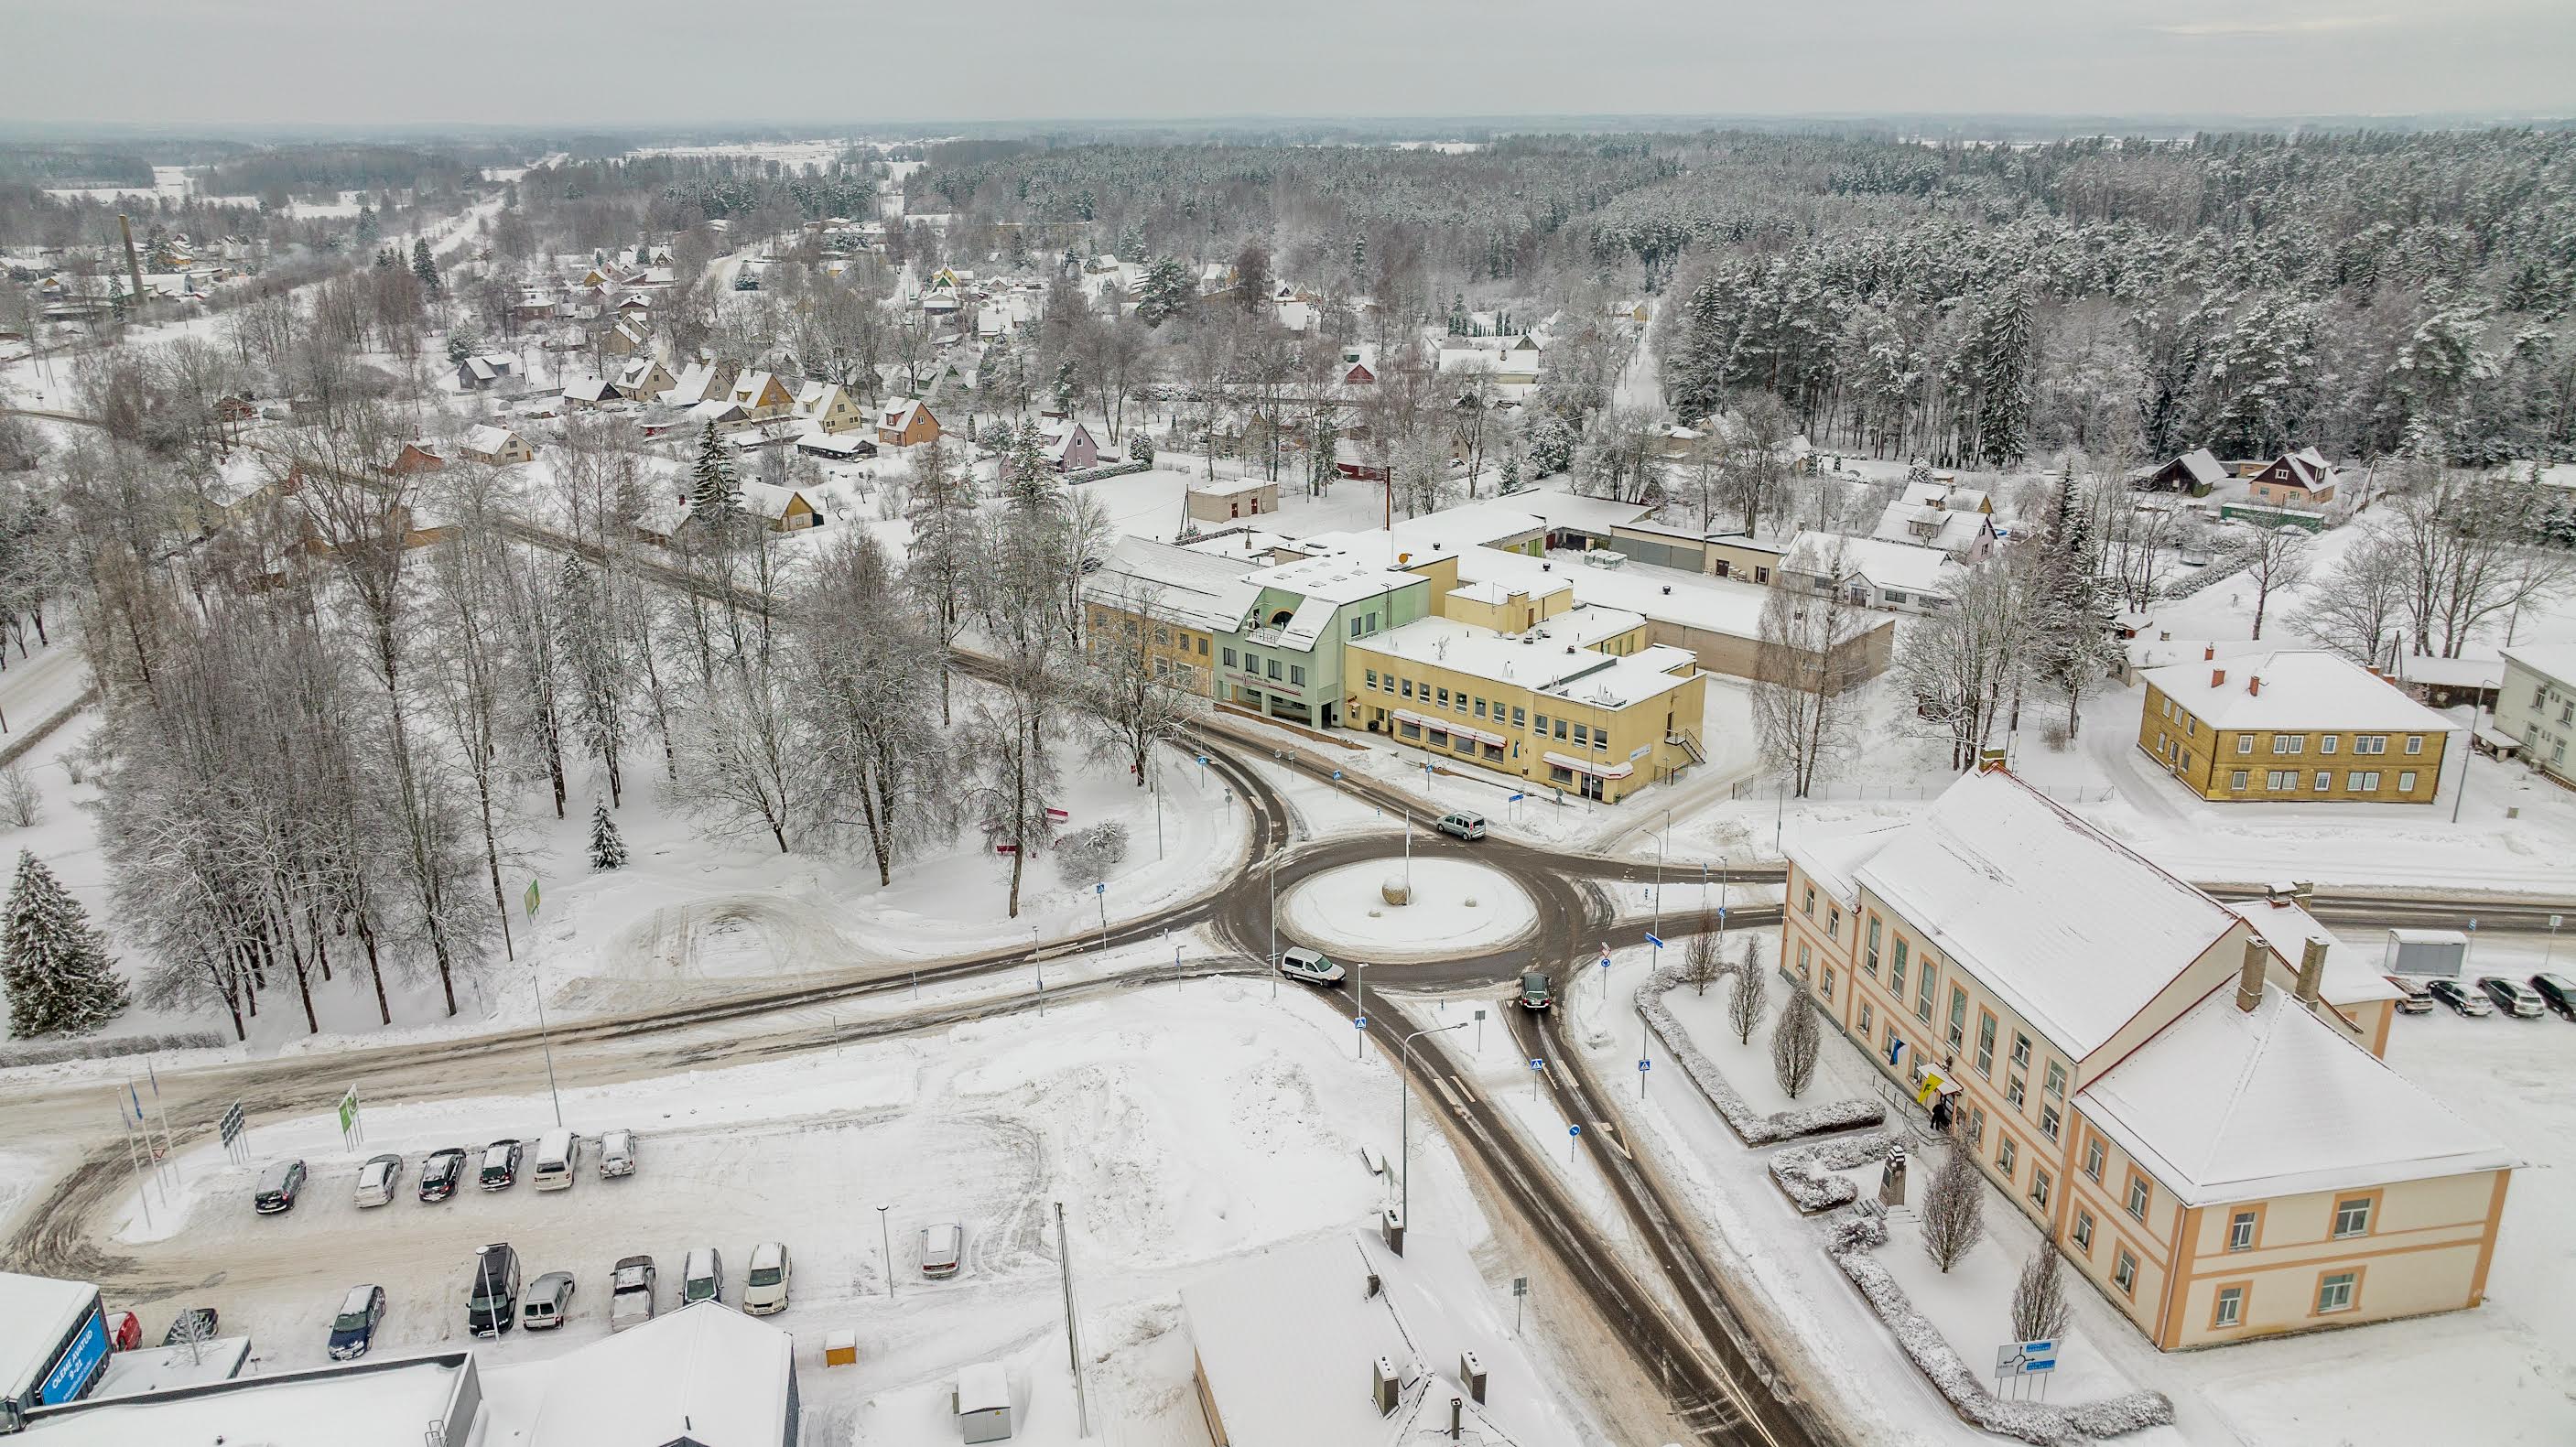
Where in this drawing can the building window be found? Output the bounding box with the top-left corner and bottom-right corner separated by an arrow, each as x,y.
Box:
1512,707 -> 1526,729
2214,1286 -> 2245,1327
2083,1137 -> 2104,1182
2267,770 -> 2296,790
1996,1136 -> 2018,1179
1827,908 -> 1840,941
1821,966 -> 1835,999
1553,718 -> 1568,740
2236,736 -> 2253,755
1365,669 -> 1380,688
2073,1210 -> 2095,1253
2127,1175 -> 2150,1220
2228,1209 -> 2257,1252
1401,679 -> 1414,698
1802,885 -> 1815,917
1966,1106 -> 1985,1146
1222,648 -> 1238,669
2332,1196 -> 2373,1238
1436,687 -> 1450,707
1947,987 -> 1967,1054
2397,771 -> 2417,792
2320,734 -> 2338,755
1349,617 -> 1364,639
2405,735 -> 2424,755
2355,735 -> 2387,755
2314,772 -> 2332,791
1153,624 -> 1169,645
2006,1074 -> 2026,1109
1533,712 -> 1549,733
2231,770 -> 2248,790
2043,1060 -> 2066,1099
2316,1271 -> 2357,1314
1594,730 -> 1608,752
1915,962 -> 1935,1023
2114,1250 -> 2138,1296
1797,942 -> 1811,976
2009,1031 -> 2031,1070
1858,1002 -> 1875,1036
1474,698 -> 1488,718
1286,664 -> 1303,686
2351,771 -> 2381,791
1866,916 -> 1881,976
1572,724 -> 1589,747
1889,940 -> 1908,997
1400,721 -> 1421,740
1197,636 -> 1208,655
1267,659 -> 1283,681
2040,1104 -> 2061,1142
1153,657 -> 1170,679
2273,734 -> 2304,755
2029,1168 -> 2051,1210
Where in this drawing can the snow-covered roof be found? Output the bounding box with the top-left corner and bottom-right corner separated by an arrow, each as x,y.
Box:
2501,643 -> 2576,688
1356,611 -> 1697,711
1870,502 -> 1990,556
562,376 -> 617,403
462,424 -> 521,456
1850,769 -> 2242,1060
525,1301 -> 794,1447
1086,537 -> 1261,633
2389,653 -> 2504,691
1511,487 -> 1655,535
2224,898 -> 2400,1007
1781,531 -> 1955,597
2169,448 -> 2227,488
1,1272 -> 98,1402
18,1355 -> 466,1447
1247,552 -> 1422,609
1188,476 -> 1277,499
2139,650 -> 2454,734
1184,1235 -> 1415,1447
667,361 -> 728,405
733,481 -> 813,522
954,1362 -> 1009,1416
2076,983 -> 2514,1207
1790,826 -> 1902,907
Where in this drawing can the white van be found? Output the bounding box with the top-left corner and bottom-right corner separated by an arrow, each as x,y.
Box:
598,1129 -> 636,1178
532,1128 -> 580,1192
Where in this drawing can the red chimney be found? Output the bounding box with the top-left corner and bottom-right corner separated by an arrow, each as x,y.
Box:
2212,668 -> 2225,687
2203,643 -> 2216,662
2247,675 -> 2262,697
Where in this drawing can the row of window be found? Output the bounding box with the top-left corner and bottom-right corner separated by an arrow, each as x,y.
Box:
1092,610 -> 1209,657
2232,769 -> 2414,794
1361,667 -> 1613,751
2238,732 -> 2419,757
1223,647 -> 1305,688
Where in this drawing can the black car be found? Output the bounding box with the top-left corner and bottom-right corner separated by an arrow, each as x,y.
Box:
162,1307 -> 219,1346
2476,976 -> 2547,1019
254,1159 -> 309,1214
2426,978 -> 2493,1017
1517,970 -> 1554,1011
2531,973 -> 2576,1020
479,1139 -> 524,1192
327,1284 -> 385,1360
468,1243 -> 521,1338
418,1148 -> 470,1203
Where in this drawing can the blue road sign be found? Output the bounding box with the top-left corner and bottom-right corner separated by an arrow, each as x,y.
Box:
1196,754 -> 1208,765
1568,1124 -> 1581,1137
1093,882 -> 1106,894
1716,905 -> 1727,920
1332,771 -> 1343,781
1644,932 -> 1665,949
1639,1059 -> 1651,1072
1507,792 -> 1526,803
1529,1058 -> 1544,1070
1354,1016 -> 1369,1030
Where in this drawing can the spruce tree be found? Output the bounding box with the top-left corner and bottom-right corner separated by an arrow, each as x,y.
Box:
3,850 -> 125,1037
687,422 -> 741,524
588,800 -> 628,871
410,237 -> 443,298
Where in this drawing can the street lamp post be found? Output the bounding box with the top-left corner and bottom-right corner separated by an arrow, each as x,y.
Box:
1651,807 -> 1672,946
1398,1021 -> 1471,1226
877,1204 -> 894,1300
532,958 -> 563,1128
1033,924 -> 1044,1017
1267,854 -> 1280,999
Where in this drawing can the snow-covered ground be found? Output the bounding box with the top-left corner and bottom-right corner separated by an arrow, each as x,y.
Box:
1280,857 -> 1534,961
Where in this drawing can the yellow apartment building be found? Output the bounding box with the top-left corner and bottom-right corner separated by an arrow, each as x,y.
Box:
1345,578 -> 1706,803
1780,765 -> 2511,1349
2137,649 -> 2454,804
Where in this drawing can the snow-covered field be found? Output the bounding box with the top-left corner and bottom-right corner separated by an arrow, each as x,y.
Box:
1280,857 -> 1534,961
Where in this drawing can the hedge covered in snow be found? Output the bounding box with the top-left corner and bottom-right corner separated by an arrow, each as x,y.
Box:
1770,1131 -> 1897,1213
0,1029 -> 225,1069
1824,1207 -> 2175,1444
1069,459 -> 1153,484
1635,961 -> 1883,1145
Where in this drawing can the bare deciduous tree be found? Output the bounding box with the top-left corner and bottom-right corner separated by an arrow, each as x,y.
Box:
1921,1144 -> 1987,1273
2243,525 -> 2311,642
1726,945 -> 1769,1045
1683,909 -> 1725,995
2009,1239 -> 2073,1344
1771,989 -> 1822,1099
1751,568 -> 1865,796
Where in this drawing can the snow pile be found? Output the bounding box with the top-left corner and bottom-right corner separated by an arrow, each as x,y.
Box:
1769,1131 -> 1896,1213
1634,961 -> 1882,1145
0,1028 -> 224,1069
1824,1207 -> 2173,1445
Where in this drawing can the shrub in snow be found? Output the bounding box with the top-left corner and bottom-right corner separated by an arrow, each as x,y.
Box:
1634,960 -> 1882,1145
589,799 -> 628,870
1130,432 -> 1156,464
1055,821 -> 1130,886
1770,1132 -> 1895,1214
1921,1142 -> 1986,1273
1824,1206 -> 2173,1445
1772,991 -> 1822,1098
0,764 -> 39,828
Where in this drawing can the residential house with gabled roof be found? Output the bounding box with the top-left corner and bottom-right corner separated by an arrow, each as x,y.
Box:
459,425 -> 534,467
1780,532 -> 1956,613
665,359 -> 739,408
2138,649 -> 2455,804
615,357 -> 676,402
561,375 -> 620,409
1039,416 -> 1099,471
455,353 -> 518,392
1869,498 -> 1996,563
2246,448 -> 2339,509
792,380 -> 867,435
2143,448 -> 2228,496
877,398 -> 940,448
1782,765 -> 2512,1350
728,370 -> 795,419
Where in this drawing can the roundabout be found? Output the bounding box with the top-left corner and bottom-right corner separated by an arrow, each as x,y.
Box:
1277,857 -> 1539,961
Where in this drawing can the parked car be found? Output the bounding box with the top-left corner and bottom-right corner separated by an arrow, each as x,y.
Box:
2385,975 -> 2436,1015
327,1284 -> 386,1360
467,1243 -> 521,1338
254,1159 -> 308,1215
1434,811 -> 1487,841
609,1256 -> 657,1333
1517,970 -> 1554,1011
682,1247 -> 725,1306
353,1153 -> 405,1208
479,1139 -> 524,1191
2529,973 -> 2576,1020
104,1311 -> 140,1353
2426,978 -> 2493,1017
531,1128 -> 580,1193
418,1148 -> 469,1203
161,1307 -> 219,1346
598,1129 -> 636,1179
1279,945 -> 1347,986
743,1242 -> 792,1316
522,1272 -> 577,1331
921,1223 -> 963,1280
2476,976 -> 2548,1019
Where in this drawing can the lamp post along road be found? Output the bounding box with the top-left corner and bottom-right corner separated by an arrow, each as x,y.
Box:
1398,1020 -> 1471,1227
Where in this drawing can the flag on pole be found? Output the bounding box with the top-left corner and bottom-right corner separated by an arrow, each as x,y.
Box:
1644,932 -> 1665,950
130,1083 -> 144,1121
524,878 -> 541,918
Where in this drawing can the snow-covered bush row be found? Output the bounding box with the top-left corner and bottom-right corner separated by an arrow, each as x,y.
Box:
0,1029 -> 225,1069
1824,1208 -> 2174,1445
1635,962 -> 1883,1145
1770,1131 -> 1896,1213
1069,459 -> 1153,484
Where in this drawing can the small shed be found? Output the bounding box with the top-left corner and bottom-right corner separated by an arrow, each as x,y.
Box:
953,1361 -> 1012,1443
1186,476 -> 1279,524
2383,928 -> 2469,979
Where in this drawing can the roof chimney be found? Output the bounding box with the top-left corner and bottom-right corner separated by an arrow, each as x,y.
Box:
2203,643 -> 2216,662
2246,675 -> 2262,697
2235,938 -> 2270,1013
2211,668 -> 2225,687
1373,1357 -> 1402,1417
2296,937 -> 2328,1008
1450,1396 -> 1465,1440
1976,746 -> 2009,774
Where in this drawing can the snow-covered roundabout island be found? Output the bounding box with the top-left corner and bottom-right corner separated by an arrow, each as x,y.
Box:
1280,858 -> 1535,961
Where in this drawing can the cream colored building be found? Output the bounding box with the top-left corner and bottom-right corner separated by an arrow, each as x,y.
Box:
1782,765 -> 2512,1349
2138,649 -> 2455,805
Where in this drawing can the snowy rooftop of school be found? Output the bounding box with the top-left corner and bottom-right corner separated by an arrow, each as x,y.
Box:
2077,983 -> 2514,1206
2502,642 -> 2576,684
18,1355 -> 468,1447
1835,768 -> 2243,1058
1356,610 -> 1697,710
1295,524 -> 1789,641
2225,897 -> 2400,1006
2140,650 -> 2457,733
1086,536 -> 1262,632
1246,552 -> 1424,607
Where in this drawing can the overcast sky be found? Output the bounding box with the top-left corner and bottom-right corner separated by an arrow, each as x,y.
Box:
4,0 -> 2570,129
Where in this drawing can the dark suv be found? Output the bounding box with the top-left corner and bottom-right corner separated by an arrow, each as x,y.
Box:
479,1139 -> 524,1191
2530,973 -> 2576,1020
468,1243 -> 521,1338
254,1159 -> 308,1215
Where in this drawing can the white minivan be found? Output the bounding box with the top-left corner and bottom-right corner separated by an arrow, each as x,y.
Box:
532,1128 -> 581,1192
598,1129 -> 636,1179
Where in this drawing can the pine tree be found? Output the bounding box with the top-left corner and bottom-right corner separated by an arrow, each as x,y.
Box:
3,850 -> 125,1037
588,800 -> 628,871
686,422 -> 741,524
354,204 -> 379,247
410,237 -> 443,299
